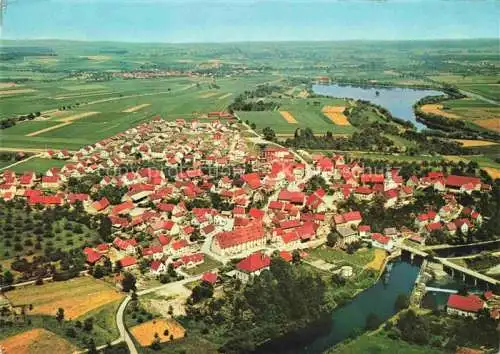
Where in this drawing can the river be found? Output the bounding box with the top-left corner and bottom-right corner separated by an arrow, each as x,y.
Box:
257,260 -> 421,354
312,84 -> 443,130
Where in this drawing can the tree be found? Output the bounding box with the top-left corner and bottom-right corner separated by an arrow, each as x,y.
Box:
98,215 -> 112,242
151,332 -> 161,350
56,307 -> 65,323
121,272 -> 136,292
262,127 -> 276,141
326,231 -> 338,247
190,282 -> 214,303
93,265 -> 104,279
457,285 -> 468,296
83,317 -> 94,332
394,293 -> 410,311
87,338 -> 98,354
65,327 -> 77,338
2,270 -> 14,285
292,249 -> 301,264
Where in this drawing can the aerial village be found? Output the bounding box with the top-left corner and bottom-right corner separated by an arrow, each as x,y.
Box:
0,113 -> 498,323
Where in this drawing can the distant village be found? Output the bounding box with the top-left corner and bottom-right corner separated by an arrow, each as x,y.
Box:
0,112 -> 497,320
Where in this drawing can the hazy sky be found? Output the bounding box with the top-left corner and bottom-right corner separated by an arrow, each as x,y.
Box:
3,0 -> 499,42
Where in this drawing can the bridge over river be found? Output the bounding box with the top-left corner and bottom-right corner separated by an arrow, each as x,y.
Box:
399,244 -> 500,289
425,286 -> 458,294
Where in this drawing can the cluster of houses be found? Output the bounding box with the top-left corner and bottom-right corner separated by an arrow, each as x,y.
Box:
0,114 -> 494,287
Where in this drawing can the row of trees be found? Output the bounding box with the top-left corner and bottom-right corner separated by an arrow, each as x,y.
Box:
1,111 -> 41,129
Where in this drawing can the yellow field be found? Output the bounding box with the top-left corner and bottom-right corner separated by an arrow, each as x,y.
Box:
474,118 -> 500,133
4,276 -> 123,319
81,55 -> 112,61
0,328 -> 77,354
199,92 -> 218,98
122,103 -> 151,113
26,111 -> 100,137
321,105 -> 350,125
0,82 -> 19,89
483,167 -> 500,179
218,93 -> 233,100
420,104 -> 460,119
0,89 -> 36,96
279,111 -> 298,124
130,319 -> 186,346
452,139 -> 499,147
366,249 -> 387,272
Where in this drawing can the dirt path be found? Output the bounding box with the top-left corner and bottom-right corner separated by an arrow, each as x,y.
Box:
0,154 -> 40,171
25,112 -> 99,137
122,103 -> 151,113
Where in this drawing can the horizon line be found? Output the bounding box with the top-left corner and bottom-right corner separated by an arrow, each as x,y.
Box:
1,37 -> 498,45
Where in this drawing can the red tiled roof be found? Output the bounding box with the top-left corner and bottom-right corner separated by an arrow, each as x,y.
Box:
236,252 -> 271,273
29,195 -> 63,206
426,222 -> 442,232
201,272 -> 218,284
151,260 -> 163,271
215,221 -> 265,249
343,211 -> 362,222
68,193 -> 89,204
113,237 -> 137,250
447,294 -> 484,313
445,175 -> 481,188
172,239 -> 188,250
91,197 -> 110,211
280,250 -> 293,262
249,208 -> 265,220
111,201 -> 135,215
119,256 -> 137,268
158,234 -> 171,246
278,190 -> 305,204
371,233 -> 391,245
241,173 -> 261,190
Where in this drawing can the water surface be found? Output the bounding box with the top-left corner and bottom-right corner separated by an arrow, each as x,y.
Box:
312,84 -> 443,130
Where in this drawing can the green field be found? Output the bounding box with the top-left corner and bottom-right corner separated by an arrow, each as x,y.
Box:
238,97 -> 357,135
4,158 -> 67,174
0,75 -> 279,150
328,334 -> 446,354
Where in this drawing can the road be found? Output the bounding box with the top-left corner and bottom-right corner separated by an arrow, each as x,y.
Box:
0,153 -> 40,172
112,275 -> 202,354
459,89 -> 499,106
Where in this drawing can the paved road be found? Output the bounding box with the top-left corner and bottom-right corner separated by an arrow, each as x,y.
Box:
116,295 -> 138,354
459,89 -> 499,106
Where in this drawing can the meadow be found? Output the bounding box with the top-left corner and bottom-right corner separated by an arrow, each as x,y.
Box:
0,75 -> 278,150
238,97 -> 357,135
5,158 -> 67,174
4,276 -> 124,319
0,328 -> 77,354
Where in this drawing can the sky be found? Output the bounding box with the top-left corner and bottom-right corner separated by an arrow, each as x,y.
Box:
2,0 -> 499,42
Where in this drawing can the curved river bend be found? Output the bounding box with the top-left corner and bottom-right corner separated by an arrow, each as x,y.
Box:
312,84 -> 443,130
258,260 -> 420,354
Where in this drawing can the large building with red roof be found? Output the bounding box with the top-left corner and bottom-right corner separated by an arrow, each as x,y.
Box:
212,221 -> 266,256
235,252 -> 271,282
447,294 -> 485,319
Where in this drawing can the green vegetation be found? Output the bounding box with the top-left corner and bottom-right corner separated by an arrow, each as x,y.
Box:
7,158 -> 67,174
183,255 -> 222,276
79,299 -> 122,343
382,309 -> 498,352
0,198 -> 96,265
181,256 -> 334,352
328,333 -> 446,354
